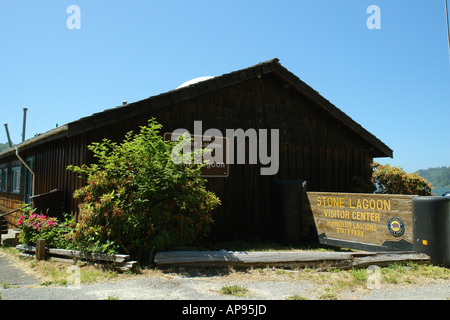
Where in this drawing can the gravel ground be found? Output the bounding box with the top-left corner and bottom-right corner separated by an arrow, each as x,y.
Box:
1,272 -> 449,301
1,251 -> 449,301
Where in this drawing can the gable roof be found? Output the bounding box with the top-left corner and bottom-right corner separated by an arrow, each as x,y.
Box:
1,58 -> 392,159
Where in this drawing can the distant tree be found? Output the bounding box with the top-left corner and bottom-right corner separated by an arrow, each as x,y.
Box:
372,162 -> 434,196
416,166 -> 450,188
436,168 -> 450,188
0,142 -> 9,153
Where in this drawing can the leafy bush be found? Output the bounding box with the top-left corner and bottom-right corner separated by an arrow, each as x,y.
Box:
17,206 -> 74,249
371,162 -> 433,196
67,119 -> 220,262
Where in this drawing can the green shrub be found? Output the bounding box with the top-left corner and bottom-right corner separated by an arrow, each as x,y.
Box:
67,119 -> 220,262
372,162 -> 433,196
17,206 -> 74,249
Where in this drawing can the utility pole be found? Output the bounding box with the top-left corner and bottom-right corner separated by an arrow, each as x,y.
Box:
4,123 -> 13,148
22,107 -> 28,142
445,0 -> 450,64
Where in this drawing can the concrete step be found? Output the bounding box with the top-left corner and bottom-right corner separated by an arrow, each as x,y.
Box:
1,229 -> 21,246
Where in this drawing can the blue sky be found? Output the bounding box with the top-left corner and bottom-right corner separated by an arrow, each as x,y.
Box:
1,1 -> 449,173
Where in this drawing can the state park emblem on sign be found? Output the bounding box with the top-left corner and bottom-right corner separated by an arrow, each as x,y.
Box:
388,218 -> 405,237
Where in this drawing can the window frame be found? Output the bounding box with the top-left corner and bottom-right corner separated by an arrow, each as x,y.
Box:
11,166 -> 21,194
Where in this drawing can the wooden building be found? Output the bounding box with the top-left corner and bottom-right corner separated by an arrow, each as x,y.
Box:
0,59 -> 392,242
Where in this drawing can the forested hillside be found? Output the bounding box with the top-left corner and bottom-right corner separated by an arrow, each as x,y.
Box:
416,166 -> 450,188
0,142 -> 9,153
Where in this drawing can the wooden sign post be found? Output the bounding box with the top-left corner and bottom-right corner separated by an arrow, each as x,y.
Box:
36,239 -> 46,261
303,192 -> 416,251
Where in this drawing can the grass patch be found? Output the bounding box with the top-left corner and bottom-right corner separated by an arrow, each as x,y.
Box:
290,261 -> 450,299
1,282 -> 11,289
0,246 -> 20,258
220,285 -> 250,297
319,287 -> 339,300
380,262 -> 449,285
349,268 -> 368,285
286,294 -> 309,300
1,246 -> 124,287
30,260 -> 120,286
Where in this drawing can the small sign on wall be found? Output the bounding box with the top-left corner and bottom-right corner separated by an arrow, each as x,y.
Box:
164,132 -> 229,178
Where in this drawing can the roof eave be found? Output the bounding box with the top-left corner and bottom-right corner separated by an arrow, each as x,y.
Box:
0,125 -> 68,160
7,58 -> 392,159
269,62 -> 393,159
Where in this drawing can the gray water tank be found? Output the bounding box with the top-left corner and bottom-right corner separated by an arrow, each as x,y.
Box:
412,196 -> 450,267
274,180 -> 306,245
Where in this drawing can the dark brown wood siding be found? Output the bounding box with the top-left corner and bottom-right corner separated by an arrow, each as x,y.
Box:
31,134 -> 87,216
0,73 -> 377,241
76,74 -> 375,241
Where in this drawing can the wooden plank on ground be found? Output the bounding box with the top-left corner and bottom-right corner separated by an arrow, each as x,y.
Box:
15,244 -> 130,263
18,252 -> 34,259
350,252 -> 431,269
155,250 -> 360,268
154,250 -> 430,269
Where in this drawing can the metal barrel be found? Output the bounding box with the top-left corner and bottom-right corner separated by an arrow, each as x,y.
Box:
412,196 -> 450,267
273,180 -> 306,245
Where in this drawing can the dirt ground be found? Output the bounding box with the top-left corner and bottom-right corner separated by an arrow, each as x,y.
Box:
0,250 -> 449,301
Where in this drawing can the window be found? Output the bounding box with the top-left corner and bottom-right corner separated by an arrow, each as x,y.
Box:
11,166 -> 21,194
2,168 -> 7,192
0,170 -> 2,192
